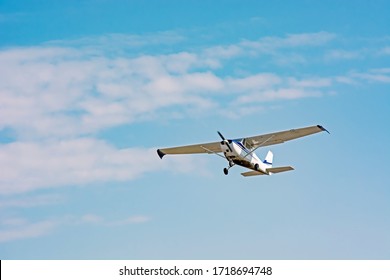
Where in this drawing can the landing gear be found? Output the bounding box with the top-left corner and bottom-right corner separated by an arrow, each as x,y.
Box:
254,163 -> 259,171
223,160 -> 236,175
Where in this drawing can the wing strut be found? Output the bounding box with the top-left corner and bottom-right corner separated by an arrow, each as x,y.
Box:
200,146 -> 226,159
243,135 -> 275,158
201,145 -> 235,174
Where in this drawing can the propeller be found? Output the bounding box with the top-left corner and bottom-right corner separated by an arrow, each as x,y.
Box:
217,131 -> 233,152
217,131 -> 226,141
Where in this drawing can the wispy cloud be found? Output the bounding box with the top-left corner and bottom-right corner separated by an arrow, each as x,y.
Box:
0,219 -> 57,242
288,77 -> 332,88
202,32 -> 336,65
0,47 -> 220,140
235,76 -> 331,104
0,213 -> 150,243
240,31 -> 337,52
0,36 -> 336,141
0,194 -> 64,208
0,139 -> 202,194
106,215 -> 151,226
325,49 -> 364,60
237,88 -> 322,104
349,68 -> 390,83
1,31 -> 385,196
73,214 -> 151,227
77,214 -> 150,227
45,32 -> 186,51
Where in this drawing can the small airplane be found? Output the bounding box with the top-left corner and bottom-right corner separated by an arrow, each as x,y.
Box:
157,125 -> 329,176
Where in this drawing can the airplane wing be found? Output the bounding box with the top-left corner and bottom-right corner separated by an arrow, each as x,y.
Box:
157,125 -> 329,159
243,125 -> 329,150
157,141 -> 221,159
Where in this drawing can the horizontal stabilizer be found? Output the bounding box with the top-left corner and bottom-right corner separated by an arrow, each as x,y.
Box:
241,170 -> 267,177
266,166 -> 294,174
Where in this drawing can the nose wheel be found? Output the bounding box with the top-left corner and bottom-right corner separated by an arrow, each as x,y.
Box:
223,159 -> 235,175
223,163 -> 235,175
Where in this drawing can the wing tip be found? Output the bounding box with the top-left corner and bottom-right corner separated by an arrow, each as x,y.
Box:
157,149 -> 166,159
317,125 -> 330,134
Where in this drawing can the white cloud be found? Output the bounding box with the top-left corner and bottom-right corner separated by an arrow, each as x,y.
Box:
0,219 -> 57,242
235,32 -> 337,66
0,138 -> 203,194
335,68 -> 390,85
282,32 -> 337,47
0,194 -> 64,208
0,48 -> 210,139
203,45 -> 242,60
1,40 -> 334,141
334,76 -> 358,85
233,75 -> 330,104
0,213 -> 150,242
240,31 -> 336,51
106,215 -> 151,226
1,47 -> 223,194
80,214 -> 104,224
325,49 -> 363,60
288,77 -> 332,88
72,214 -> 151,227
237,88 -> 322,104
0,32 -> 351,195
227,73 -> 282,92
73,213 -> 152,227
45,32 -> 186,53
349,69 -> 390,83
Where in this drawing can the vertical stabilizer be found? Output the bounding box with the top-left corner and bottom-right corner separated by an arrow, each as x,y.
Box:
263,151 -> 273,166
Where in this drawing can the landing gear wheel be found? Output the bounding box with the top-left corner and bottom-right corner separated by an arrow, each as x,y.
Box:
223,168 -> 229,175
254,163 -> 259,171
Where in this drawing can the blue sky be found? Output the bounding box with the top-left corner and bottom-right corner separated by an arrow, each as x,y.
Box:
0,0 -> 389,259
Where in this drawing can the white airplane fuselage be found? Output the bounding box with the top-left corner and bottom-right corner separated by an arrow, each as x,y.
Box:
220,140 -> 271,173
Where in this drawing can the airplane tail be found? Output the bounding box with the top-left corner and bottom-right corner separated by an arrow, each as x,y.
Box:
263,151 -> 273,167
242,150 -> 294,177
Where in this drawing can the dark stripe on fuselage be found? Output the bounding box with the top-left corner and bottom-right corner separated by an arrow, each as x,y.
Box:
233,140 -> 250,154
